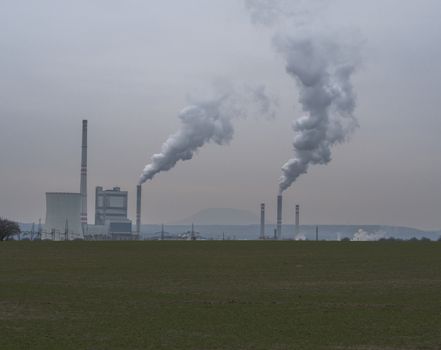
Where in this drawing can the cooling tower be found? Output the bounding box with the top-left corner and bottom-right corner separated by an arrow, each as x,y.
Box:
276,195 -> 282,239
136,184 -> 142,234
260,203 -> 265,239
45,192 -> 82,239
80,120 -> 88,230
295,204 -> 299,237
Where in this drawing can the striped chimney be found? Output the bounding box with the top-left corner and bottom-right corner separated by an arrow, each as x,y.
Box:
136,185 -> 142,235
80,120 -> 88,231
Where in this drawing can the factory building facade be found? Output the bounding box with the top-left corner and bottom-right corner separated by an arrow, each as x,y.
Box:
93,186 -> 133,240
95,187 -> 128,225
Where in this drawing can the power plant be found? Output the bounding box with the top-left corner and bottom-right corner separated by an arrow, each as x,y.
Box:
41,120 -> 307,241
43,120 -> 138,240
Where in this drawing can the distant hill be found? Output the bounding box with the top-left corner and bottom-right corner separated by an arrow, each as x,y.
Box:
171,208 -> 259,225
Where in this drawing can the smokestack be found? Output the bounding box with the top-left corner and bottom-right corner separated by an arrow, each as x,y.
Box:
80,120 -> 88,231
260,203 -> 265,239
136,185 -> 142,235
295,204 -> 299,238
276,195 -> 282,239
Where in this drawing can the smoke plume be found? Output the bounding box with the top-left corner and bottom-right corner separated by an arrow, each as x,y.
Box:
139,85 -> 275,185
246,0 -> 361,194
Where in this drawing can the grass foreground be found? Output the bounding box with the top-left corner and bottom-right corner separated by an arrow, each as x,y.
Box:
0,241 -> 440,350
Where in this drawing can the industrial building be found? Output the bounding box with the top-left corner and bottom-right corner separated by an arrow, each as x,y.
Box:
42,120 -> 140,240
93,186 -> 133,240
44,192 -> 82,240
95,187 -> 128,225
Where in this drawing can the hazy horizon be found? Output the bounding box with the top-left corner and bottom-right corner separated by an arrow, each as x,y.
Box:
1,0 -> 441,230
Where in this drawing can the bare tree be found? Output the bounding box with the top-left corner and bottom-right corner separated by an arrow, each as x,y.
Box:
0,218 -> 21,241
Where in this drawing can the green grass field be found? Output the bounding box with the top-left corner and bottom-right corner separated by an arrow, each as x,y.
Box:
0,241 -> 440,350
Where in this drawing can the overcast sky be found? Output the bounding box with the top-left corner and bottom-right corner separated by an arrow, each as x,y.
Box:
1,0 -> 441,230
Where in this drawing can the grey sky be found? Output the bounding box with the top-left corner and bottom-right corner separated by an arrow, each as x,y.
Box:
1,0 -> 441,230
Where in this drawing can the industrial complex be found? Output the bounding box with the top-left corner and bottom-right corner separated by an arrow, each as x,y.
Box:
41,120 -> 300,241
43,120 -> 139,240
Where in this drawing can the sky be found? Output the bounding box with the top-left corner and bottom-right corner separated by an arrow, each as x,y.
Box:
1,0 -> 441,230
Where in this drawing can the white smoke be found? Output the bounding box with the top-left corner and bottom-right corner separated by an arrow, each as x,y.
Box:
295,233 -> 306,241
246,0 -> 362,194
351,229 -> 386,242
352,229 -> 385,242
139,85 -> 275,185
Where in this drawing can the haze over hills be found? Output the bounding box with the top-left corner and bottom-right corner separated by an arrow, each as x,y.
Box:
171,208 -> 259,225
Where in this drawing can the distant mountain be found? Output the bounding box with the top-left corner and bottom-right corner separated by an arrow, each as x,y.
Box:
171,208 -> 259,225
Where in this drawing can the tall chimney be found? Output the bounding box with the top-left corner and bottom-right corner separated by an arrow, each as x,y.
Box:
260,203 -> 265,239
276,195 -> 282,239
295,204 -> 300,238
80,120 -> 88,232
136,184 -> 142,235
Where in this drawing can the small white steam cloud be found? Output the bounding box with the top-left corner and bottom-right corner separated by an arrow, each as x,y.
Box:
246,0 -> 362,194
352,229 -> 385,242
295,233 -> 306,241
139,84 -> 275,185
